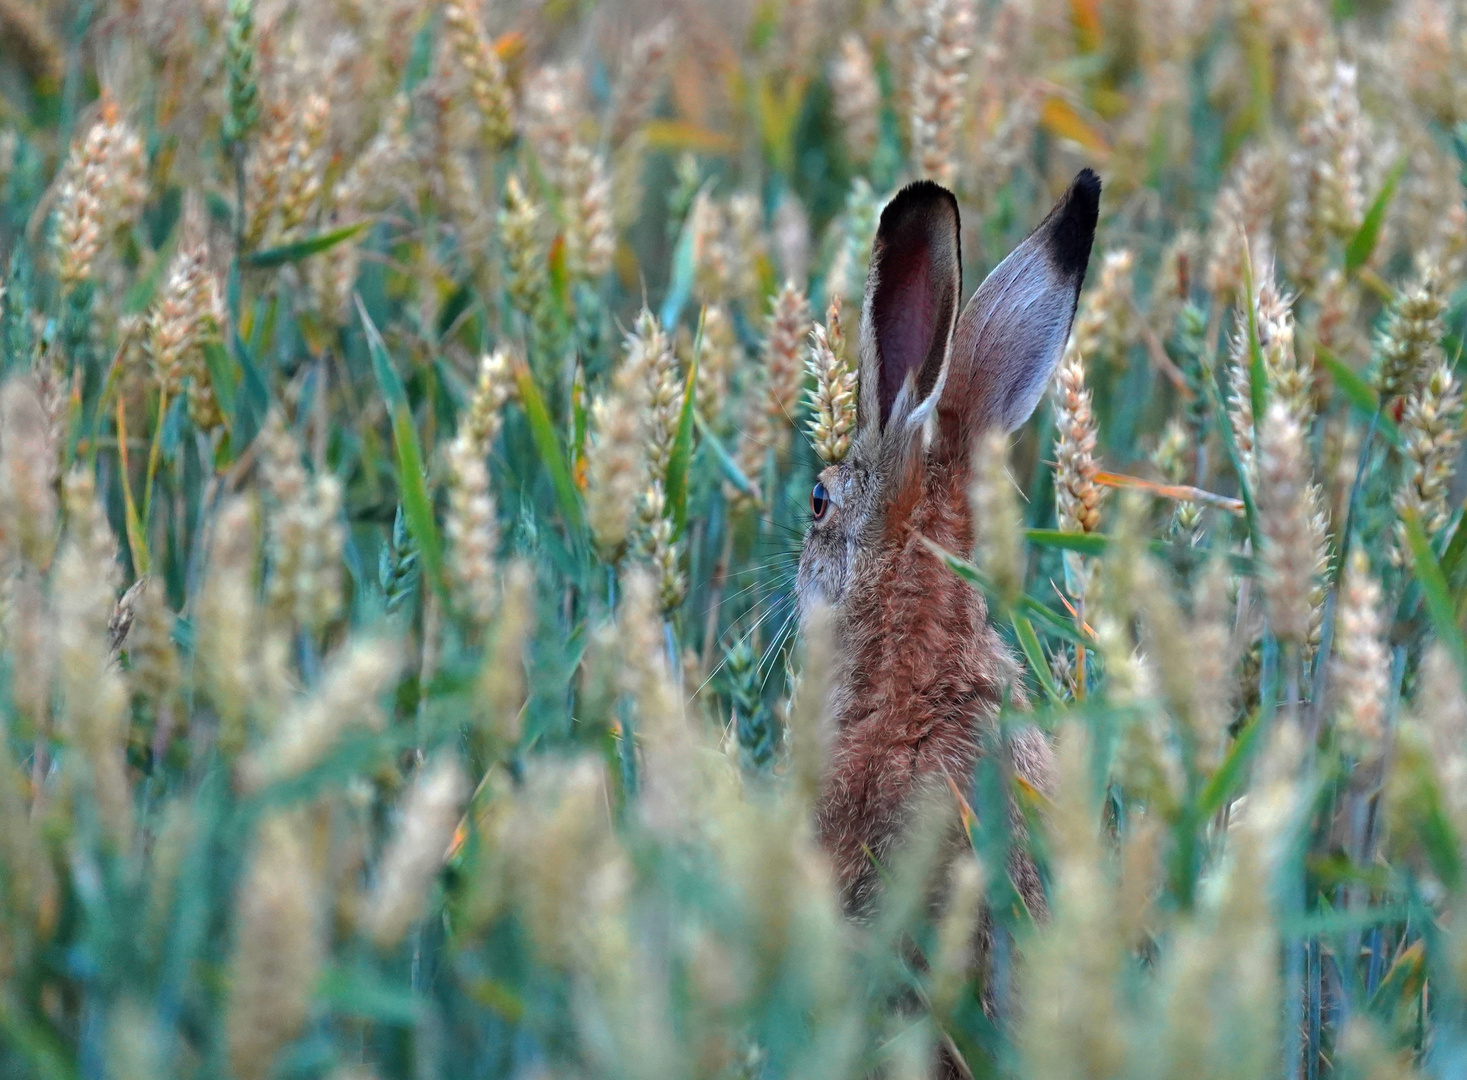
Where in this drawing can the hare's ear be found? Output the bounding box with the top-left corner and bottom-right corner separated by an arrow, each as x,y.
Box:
857,180 -> 962,438
938,169 -> 1100,455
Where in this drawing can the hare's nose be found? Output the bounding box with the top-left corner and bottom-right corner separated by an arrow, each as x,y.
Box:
810,481 -> 830,521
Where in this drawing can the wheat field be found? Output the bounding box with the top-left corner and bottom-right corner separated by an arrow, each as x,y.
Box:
0,0 -> 1465,1076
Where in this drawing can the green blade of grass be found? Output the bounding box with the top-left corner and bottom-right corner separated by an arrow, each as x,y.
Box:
1280,903 -> 1413,941
1197,706 -> 1267,816
1028,528 -> 1255,576
1241,248 -> 1267,442
123,225 -> 180,314
512,362 -> 586,536
201,340 -> 237,431
694,410 -> 759,500
1315,344 -> 1401,447
1345,156 -> 1408,275
570,362 -> 589,489
246,221 -> 367,268
1402,510 -> 1467,682
358,298 -> 444,595
1011,613 -> 1063,707
319,964 -> 425,1026
0,999 -> 76,1080
665,315 -> 700,536
659,186 -> 703,332
391,402 -> 444,598
1367,940 -> 1427,1016
114,396 -> 148,575
356,295 -> 408,412
1024,528 -> 1108,556
1441,511 -> 1467,589
1410,788 -> 1466,898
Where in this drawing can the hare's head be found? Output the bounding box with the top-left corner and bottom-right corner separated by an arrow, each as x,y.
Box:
797,170 -> 1101,621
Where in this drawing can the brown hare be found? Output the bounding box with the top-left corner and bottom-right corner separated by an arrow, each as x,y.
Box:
796,170 -> 1101,921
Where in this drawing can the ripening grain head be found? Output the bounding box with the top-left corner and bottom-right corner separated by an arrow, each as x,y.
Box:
362,753 -> 470,947
237,637 -> 401,792
0,378 -> 58,569
1256,402 -> 1317,645
970,429 -> 1024,604
226,813 -> 323,1080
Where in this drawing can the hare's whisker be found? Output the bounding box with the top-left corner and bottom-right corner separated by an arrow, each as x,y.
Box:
691,592 -> 793,701
756,517 -> 807,538
726,423 -> 786,455
730,555 -> 800,577
758,608 -> 799,693
716,571 -> 796,613
775,397 -> 819,458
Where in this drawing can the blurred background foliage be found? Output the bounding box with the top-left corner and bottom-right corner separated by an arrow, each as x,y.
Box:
2,0 -> 1467,1077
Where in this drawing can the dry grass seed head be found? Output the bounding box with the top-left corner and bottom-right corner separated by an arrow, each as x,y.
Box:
907,0 -> 977,189
0,377 -> 59,569
562,143 -> 616,281
606,18 -> 675,145
1019,724 -> 1127,1080
120,576 -> 182,710
226,812 -> 324,1080
237,636 -> 401,792
1285,59 -> 1365,290
695,303 -> 741,431
259,409 -> 344,632
585,389 -> 648,561
1069,248 -> 1135,374
478,559 -> 535,749
362,753 -> 470,948
497,756 -> 622,966
196,497 -> 277,756
749,282 -> 812,468
149,209 -> 227,431
444,432 -> 499,629
970,428 -> 1024,604
1331,549 -> 1390,763
440,0 -> 514,146
54,469 -> 131,845
1393,359 -> 1463,559
53,103 -> 148,290
806,296 -> 857,464
1205,144 -> 1280,300
1256,402 -> 1317,644
1375,266 -> 1446,404
831,33 -> 881,164
1052,345 -> 1103,535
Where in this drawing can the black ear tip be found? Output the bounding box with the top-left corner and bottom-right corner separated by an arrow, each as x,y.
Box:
1072,168 -> 1102,205
882,179 -> 960,229
1045,169 -> 1101,279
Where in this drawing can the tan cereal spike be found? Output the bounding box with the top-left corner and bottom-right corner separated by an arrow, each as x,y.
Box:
806,296 -> 858,464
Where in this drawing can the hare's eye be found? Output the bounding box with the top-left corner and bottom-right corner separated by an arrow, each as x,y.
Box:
810,481 -> 829,521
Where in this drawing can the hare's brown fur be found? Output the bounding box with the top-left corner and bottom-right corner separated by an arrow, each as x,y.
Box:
816,454 -> 1051,919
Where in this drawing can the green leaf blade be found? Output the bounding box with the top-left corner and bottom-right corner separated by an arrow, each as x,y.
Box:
393,402 -> 445,598
1346,156 -> 1408,275
1011,613 -> 1064,707
246,221 -> 367,268
1403,510 -> 1467,682
694,410 -> 759,500
358,298 -> 444,596
1025,529 -> 1108,556
665,326 -> 700,536
1315,344 -> 1402,448
513,365 -> 585,537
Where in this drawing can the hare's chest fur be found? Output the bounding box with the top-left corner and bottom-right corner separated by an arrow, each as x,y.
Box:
815,530 -> 1015,916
